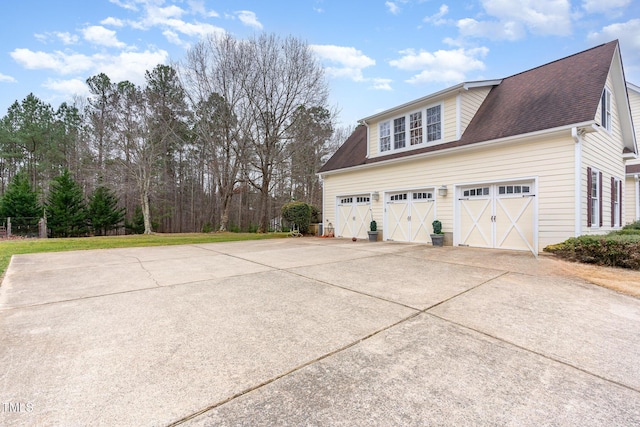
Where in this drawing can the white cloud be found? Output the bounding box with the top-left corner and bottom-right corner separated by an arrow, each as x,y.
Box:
389,47 -> 489,84
370,78 -> 393,91
458,0 -> 572,40
122,1 -> 224,43
188,0 -> 219,17
82,26 -> 127,48
43,78 -> 90,98
386,1 -> 400,15
311,45 -> 376,69
423,4 -> 449,25
0,73 -> 17,83
101,17 -> 125,27
10,49 -> 95,74
109,0 -> 138,11
236,11 -> 263,30
56,32 -> 80,45
457,18 -> 525,41
10,48 -> 169,84
98,50 -> 170,83
587,19 -> 640,50
311,44 -> 390,89
582,0 -> 630,14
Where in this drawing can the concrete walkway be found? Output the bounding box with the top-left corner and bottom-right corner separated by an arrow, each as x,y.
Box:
0,238 -> 639,426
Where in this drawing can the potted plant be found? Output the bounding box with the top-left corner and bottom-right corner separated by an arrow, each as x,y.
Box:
368,219 -> 378,242
431,219 -> 444,247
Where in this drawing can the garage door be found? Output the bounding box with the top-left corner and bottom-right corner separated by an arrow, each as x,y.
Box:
458,181 -> 536,253
386,189 -> 435,244
336,195 -> 371,239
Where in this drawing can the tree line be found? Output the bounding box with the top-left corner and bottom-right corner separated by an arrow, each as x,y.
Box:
0,33 -> 349,235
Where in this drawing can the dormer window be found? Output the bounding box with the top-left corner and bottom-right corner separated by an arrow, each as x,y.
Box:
426,105 -> 442,141
378,103 -> 442,154
601,87 -> 611,132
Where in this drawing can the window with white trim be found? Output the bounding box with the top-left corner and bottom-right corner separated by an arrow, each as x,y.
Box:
393,117 -> 406,149
588,168 -> 601,228
409,111 -> 423,146
380,122 -> 391,152
378,103 -> 442,154
426,104 -> 442,142
601,88 -> 611,132
356,196 -> 370,204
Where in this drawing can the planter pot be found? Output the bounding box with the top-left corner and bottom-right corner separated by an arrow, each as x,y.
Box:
430,234 -> 444,247
367,231 -> 378,242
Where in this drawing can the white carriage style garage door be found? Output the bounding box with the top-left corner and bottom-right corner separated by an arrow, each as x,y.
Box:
385,189 -> 435,244
457,181 -> 537,253
336,195 -> 371,239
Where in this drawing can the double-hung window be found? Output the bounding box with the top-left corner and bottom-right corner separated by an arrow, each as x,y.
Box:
378,104 -> 442,154
426,105 -> 441,142
393,117 -> 406,149
379,121 -> 391,152
587,167 -> 602,228
601,88 -> 611,132
409,112 -> 423,145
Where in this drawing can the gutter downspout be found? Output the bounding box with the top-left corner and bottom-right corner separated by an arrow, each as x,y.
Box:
572,127 -> 583,236
359,119 -> 370,158
636,174 -> 640,221
320,173 -> 326,235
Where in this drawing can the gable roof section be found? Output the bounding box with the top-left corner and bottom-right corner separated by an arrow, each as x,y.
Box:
458,41 -> 617,144
320,41 -> 626,174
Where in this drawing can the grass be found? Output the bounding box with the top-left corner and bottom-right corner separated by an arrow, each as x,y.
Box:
0,232 -> 287,277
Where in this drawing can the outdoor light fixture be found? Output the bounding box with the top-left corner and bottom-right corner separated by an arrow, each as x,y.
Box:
372,191 -> 380,201
438,185 -> 448,197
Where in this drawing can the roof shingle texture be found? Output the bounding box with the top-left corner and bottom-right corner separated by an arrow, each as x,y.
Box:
319,41 -> 617,173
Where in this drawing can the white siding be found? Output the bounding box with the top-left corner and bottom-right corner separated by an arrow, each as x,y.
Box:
460,86 -> 492,136
582,72 -> 627,232
625,85 -> 640,223
323,134 -> 576,252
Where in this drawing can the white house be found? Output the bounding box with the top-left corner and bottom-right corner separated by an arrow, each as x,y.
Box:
319,40 -> 638,254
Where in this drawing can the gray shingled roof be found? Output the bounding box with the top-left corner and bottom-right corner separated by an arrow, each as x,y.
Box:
319,41 -> 618,174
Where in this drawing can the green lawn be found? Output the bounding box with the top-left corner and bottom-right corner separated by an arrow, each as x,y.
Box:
0,232 -> 287,277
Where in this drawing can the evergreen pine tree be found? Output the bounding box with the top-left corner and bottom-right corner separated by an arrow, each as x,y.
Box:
88,186 -> 125,236
46,170 -> 88,237
0,171 -> 41,233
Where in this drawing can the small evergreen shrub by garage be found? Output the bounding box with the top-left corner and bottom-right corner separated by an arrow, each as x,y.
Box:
544,229 -> 640,270
281,202 -> 313,234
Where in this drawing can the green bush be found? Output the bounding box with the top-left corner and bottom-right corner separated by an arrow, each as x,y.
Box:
544,234 -> 640,270
281,201 -> 312,234
622,220 -> 640,230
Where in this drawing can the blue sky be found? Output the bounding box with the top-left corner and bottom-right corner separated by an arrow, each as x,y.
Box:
1,0 -> 639,127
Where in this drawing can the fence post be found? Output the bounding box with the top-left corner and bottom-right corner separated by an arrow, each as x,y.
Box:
39,217 -> 47,238
7,217 -> 11,238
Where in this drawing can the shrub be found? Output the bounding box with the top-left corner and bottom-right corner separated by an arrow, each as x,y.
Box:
544,234 -> 640,270
281,201 -> 312,234
622,220 -> 640,230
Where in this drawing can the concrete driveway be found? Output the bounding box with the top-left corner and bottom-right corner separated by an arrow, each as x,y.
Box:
0,238 -> 639,426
